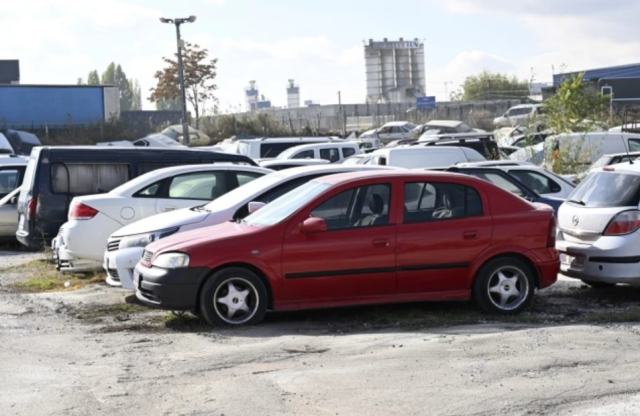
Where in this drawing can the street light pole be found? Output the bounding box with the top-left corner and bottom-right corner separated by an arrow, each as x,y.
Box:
160,15 -> 196,146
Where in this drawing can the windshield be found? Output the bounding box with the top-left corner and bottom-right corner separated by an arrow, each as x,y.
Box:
160,127 -> 180,140
244,181 -> 332,227
203,172 -> 285,211
589,156 -> 612,170
276,147 -> 300,159
568,172 -> 640,207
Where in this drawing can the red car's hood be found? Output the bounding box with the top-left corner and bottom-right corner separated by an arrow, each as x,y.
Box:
146,221 -> 257,254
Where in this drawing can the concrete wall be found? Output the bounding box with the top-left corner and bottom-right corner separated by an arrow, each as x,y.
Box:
0,85 -> 117,129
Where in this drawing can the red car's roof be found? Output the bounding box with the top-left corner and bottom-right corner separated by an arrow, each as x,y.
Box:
315,170 -> 467,185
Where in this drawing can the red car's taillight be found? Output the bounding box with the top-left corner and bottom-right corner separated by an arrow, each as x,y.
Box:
604,211 -> 640,236
69,203 -> 99,220
27,198 -> 37,220
547,217 -> 556,247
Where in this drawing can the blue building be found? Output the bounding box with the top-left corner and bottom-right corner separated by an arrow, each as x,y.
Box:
552,63 -> 640,105
0,84 -> 120,129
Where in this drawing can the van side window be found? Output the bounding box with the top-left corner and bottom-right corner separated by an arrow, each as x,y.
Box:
343,147 -> 356,158
629,139 -> 640,152
51,164 -> 130,194
320,148 -> 340,163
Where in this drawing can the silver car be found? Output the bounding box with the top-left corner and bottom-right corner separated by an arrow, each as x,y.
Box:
556,165 -> 640,287
0,187 -> 20,240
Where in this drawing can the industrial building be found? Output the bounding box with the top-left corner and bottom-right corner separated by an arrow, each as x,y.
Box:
286,79 -> 300,109
0,85 -> 120,129
0,60 -> 20,84
364,38 -> 426,104
551,63 -> 640,105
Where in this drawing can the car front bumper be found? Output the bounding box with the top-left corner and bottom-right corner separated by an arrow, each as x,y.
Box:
134,263 -> 209,310
103,247 -> 144,290
557,234 -> 640,284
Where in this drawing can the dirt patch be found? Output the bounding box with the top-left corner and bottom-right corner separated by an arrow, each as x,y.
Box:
9,260 -> 105,293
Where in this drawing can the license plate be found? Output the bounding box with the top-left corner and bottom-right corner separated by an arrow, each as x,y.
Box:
561,253 -> 585,268
18,214 -> 24,230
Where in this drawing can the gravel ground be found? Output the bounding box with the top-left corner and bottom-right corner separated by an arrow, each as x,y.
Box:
2,254 -> 640,415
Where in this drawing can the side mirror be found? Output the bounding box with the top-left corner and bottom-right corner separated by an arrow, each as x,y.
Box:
300,217 -> 327,234
10,196 -> 17,205
248,201 -> 266,214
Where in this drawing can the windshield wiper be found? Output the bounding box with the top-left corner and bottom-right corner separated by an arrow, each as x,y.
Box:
568,199 -> 586,206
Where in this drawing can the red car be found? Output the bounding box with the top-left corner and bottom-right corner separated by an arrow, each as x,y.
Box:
134,171 -> 559,326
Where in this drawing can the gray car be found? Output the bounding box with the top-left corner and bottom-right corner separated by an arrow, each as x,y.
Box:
0,187 -> 20,240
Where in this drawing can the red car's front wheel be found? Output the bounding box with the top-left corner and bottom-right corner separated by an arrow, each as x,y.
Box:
199,267 -> 268,326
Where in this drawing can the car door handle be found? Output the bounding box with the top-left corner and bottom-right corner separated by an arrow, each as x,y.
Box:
463,231 -> 477,240
161,206 -> 176,212
372,239 -> 390,248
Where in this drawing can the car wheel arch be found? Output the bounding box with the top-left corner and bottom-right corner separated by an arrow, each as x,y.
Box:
195,262 -> 275,311
469,251 -> 541,289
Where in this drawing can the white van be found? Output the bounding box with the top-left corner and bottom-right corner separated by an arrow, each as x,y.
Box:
236,137 -> 340,159
510,132 -> 640,169
275,142 -> 361,163
494,104 -> 542,128
369,147 -> 486,169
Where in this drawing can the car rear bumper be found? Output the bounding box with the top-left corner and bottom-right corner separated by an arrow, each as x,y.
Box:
523,247 -> 560,289
557,236 -> 640,284
103,247 -> 144,291
133,264 -> 209,310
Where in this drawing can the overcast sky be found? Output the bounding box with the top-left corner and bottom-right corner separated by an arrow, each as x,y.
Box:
2,0 -> 639,111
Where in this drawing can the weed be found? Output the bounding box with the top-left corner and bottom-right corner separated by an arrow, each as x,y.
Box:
10,260 -> 104,293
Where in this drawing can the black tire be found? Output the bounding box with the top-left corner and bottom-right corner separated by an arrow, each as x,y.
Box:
581,280 -> 616,289
199,267 -> 268,326
473,257 -> 535,314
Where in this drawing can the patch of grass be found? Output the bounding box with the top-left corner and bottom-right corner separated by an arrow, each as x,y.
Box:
159,312 -> 210,332
585,307 -> 640,324
10,260 -> 105,293
76,302 -> 151,320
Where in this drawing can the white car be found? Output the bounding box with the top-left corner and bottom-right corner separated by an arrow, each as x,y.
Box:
360,122 -> 417,143
458,163 -> 575,199
369,146 -> 485,169
104,165 -> 398,290
53,164 -> 271,274
494,104 -> 542,128
275,142 -> 361,163
258,159 -> 330,171
556,164 -> 640,286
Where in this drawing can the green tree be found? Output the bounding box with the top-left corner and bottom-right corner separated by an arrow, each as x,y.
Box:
155,98 -> 181,111
101,63 -> 116,85
87,70 -> 100,85
114,64 -> 133,111
149,42 -> 218,128
129,79 -> 142,111
77,77 -> 84,85
461,71 -> 530,101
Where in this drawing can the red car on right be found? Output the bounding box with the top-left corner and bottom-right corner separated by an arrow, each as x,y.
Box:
135,171 -> 559,326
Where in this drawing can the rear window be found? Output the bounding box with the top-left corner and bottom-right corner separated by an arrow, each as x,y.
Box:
569,172 -> 640,207
51,163 -> 130,194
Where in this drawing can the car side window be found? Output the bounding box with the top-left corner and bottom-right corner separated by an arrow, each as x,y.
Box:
509,170 -> 561,194
167,172 -> 225,200
0,169 -> 20,195
292,150 -> 314,159
403,182 -> 483,224
235,171 -> 262,187
466,172 -> 524,197
320,148 -> 340,163
311,184 -> 391,230
343,147 -> 356,158
135,181 -> 162,198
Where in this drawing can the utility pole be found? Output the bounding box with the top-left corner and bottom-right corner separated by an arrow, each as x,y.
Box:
338,91 -> 346,136
444,82 -> 452,101
160,15 -> 196,146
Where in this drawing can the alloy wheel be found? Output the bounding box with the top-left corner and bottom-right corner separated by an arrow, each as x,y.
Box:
486,266 -> 529,311
213,277 -> 260,325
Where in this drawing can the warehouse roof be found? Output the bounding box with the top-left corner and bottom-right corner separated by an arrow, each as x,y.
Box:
554,63 -> 640,86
